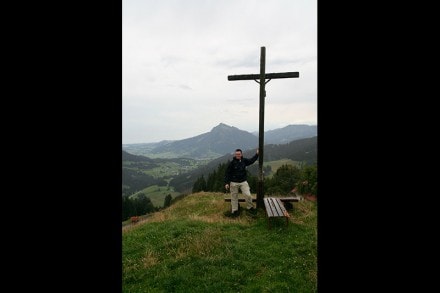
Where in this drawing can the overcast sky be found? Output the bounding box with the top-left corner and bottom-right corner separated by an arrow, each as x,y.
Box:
123,0 -> 317,144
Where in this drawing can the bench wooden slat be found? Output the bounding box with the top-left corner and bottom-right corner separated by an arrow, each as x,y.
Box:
263,197 -> 290,229
224,197 -> 297,203
277,197 -> 300,202
269,198 -> 283,217
277,200 -> 290,218
276,198 -> 285,216
263,198 -> 275,217
263,197 -> 290,218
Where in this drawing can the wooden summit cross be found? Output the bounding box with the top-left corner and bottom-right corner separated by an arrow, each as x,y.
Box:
227,46 -> 299,209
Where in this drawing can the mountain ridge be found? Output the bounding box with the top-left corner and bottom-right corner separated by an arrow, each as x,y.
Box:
123,123 -> 317,160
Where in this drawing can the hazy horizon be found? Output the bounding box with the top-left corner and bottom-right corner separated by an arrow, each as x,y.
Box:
122,122 -> 317,145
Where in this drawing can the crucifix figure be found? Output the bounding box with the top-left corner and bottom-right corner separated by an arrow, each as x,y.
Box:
227,46 -> 299,209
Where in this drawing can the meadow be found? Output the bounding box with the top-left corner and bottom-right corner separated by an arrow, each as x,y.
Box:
123,192 -> 317,292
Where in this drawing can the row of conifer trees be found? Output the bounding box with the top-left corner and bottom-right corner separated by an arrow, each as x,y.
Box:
192,162 -> 317,196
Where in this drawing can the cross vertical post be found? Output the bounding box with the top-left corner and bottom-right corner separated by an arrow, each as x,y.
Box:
257,47 -> 266,209
227,46 -> 299,209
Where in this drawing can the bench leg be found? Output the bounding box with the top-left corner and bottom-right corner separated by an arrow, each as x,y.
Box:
267,217 -> 290,229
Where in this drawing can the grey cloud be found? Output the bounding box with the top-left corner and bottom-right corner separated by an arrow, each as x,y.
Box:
179,84 -> 192,90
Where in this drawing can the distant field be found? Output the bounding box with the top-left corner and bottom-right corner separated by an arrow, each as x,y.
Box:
123,159 -> 209,178
142,161 -> 184,178
129,185 -> 181,207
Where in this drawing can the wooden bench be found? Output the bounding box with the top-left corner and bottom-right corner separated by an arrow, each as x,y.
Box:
276,196 -> 300,203
272,196 -> 300,210
263,197 -> 290,229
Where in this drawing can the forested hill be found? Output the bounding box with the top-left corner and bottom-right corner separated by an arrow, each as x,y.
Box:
122,151 -> 166,197
122,150 -> 156,163
263,136 -> 317,163
263,124 -> 317,144
169,136 -> 317,193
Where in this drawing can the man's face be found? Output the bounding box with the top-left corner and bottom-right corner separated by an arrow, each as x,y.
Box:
234,151 -> 242,160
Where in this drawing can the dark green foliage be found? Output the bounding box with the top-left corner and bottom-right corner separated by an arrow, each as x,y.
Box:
206,162 -> 229,192
122,196 -> 135,221
135,193 -> 155,215
247,164 -> 272,177
247,173 -> 258,193
296,164 -> 318,196
164,194 -> 172,208
192,175 -> 207,193
193,161 -> 317,197
192,162 -> 257,193
265,164 -> 301,195
121,193 -> 156,221
206,170 -> 217,191
263,137 -> 317,164
192,164 -> 226,193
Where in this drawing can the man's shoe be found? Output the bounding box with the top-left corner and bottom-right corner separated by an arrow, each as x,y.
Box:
223,210 -> 232,217
247,207 -> 257,216
224,210 -> 240,218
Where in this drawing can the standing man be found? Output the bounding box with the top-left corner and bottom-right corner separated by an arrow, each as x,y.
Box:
224,148 -> 259,217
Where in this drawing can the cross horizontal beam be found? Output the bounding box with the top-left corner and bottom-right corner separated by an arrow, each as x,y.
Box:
228,72 -> 299,81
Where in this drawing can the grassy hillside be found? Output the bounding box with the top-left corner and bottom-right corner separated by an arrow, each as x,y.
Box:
123,192 -> 317,292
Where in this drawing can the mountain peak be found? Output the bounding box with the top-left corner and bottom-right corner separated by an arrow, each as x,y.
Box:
211,123 -> 232,131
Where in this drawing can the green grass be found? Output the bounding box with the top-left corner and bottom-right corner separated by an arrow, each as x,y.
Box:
123,192 -> 317,292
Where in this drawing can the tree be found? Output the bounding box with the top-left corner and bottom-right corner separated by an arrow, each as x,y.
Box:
164,194 -> 172,208
265,164 -> 301,195
206,170 -> 217,191
192,175 -> 207,193
135,193 -> 155,215
297,164 -> 317,196
122,195 -> 135,221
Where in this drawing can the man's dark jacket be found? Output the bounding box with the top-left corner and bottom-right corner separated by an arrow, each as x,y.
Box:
224,153 -> 258,183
